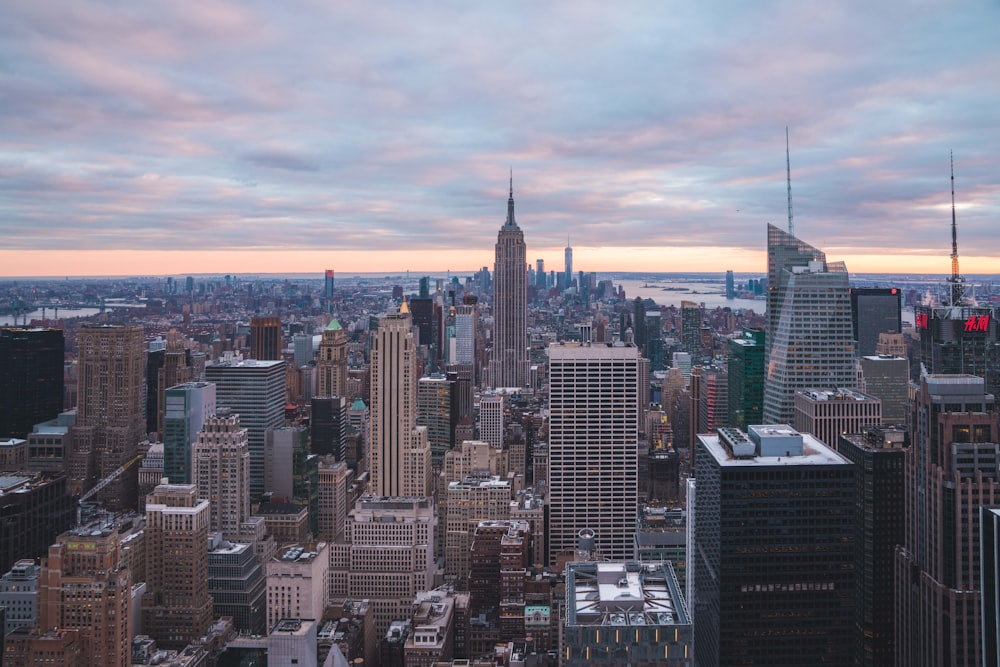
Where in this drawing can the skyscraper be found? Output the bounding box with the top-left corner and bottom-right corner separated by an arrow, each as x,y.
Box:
681,301 -> 702,357
310,395 -> 347,460
193,411 -> 251,536
38,526 -> 131,667
155,329 -> 193,436
564,242 -> 573,290
250,316 -> 282,361
850,287 -> 903,357
489,179 -> 529,389
368,303 -> 431,498
324,269 -> 335,298
0,327 -> 64,440
763,224 -> 856,424
205,356 -> 285,501
162,381 -> 216,485
143,484 -> 213,649
727,328 -> 765,430
535,259 -> 545,289
69,324 -> 145,508
693,426 -> 855,666
896,374 -> 1000,667
547,342 -> 639,562
317,319 -> 348,398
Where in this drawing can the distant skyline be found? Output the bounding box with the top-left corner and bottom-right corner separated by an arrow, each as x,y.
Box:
2,2 -> 998,277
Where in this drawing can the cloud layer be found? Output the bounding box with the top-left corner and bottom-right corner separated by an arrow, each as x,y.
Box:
1,1 -> 998,273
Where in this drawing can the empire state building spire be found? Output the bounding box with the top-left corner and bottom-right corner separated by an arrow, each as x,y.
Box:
490,176 -> 529,388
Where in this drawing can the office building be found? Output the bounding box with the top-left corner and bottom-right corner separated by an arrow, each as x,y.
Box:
850,288 -> 903,357
324,268 -> 335,298
192,411 -> 251,536
453,304 -> 476,366
697,365 -> 728,434
310,395 -> 347,461
896,374 -> 1000,667
316,458 -> 353,543
915,303 -> 1000,397
445,476 -> 512,582
292,333 -> 313,367
207,535 -> 267,635
38,526 -> 131,667
982,506 -> 1000,667
268,618 -> 319,667
1,560 -> 40,636
0,328 -> 63,440
644,310 -> 664,371
564,243 -> 573,290
563,561 -> 691,666
763,224 -> 856,424
478,393 -> 504,449
205,356 -> 285,501
152,329 -> 193,437
859,354 -> 909,427
548,342 -> 639,563
536,258 -> 546,289
838,425 -> 908,667
317,319 -> 348,399
727,328 -> 765,430
793,387 -> 881,450
266,543 -> 329,630
489,180 -> 529,389
143,484 -> 213,649
330,496 -> 437,637
69,324 -> 145,508
250,316 -> 282,361
264,425 -> 311,501
368,304 -> 431,498
162,381 -> 216,485
725,270 -> 735,299
693,426 -> 855,666
417,374 -> 457,462
0,473 -> 74,575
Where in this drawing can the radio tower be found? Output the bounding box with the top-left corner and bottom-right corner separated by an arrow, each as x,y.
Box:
786,126 -> 794,236
947,151 -> 966,307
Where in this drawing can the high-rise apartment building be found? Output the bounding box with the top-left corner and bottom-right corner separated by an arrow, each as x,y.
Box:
249,316 -> 282,361
838,425 -> 908,667
331,496 -> 437,637
368,304 -> 431,498
850,288 -> 903,357
547,342 -> 639,562
896,374 -> 1000,667
0,327 -> 63,440
681,301 -> 702,357
489,181 -> 529,389
162,381 -> 216,485
763,224 -> 856,424
192,411 -> 251,536
727,328 -> 765,430
793,388 -> 882,450
38,526 -> 131,667
317,319 -> 348,398
205,356 -> 285,501
70,324 -> 145,508
143,484 -> 213,649
693,426 -> 855,666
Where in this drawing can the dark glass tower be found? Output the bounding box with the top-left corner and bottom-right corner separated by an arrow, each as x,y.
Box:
727,328 -> 765,429
850,287 -> 902,357
0,328 -> 64,439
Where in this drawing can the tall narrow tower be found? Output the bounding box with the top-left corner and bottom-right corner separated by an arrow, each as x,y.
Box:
564,239 -> 573,290
489,178 -> 529,389
368,303 -> 431,497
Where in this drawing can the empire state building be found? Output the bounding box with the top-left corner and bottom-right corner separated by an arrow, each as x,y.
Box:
489,179 -> 529,388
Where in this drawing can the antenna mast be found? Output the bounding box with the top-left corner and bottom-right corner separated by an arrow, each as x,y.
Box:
786,127 -> 794,236
948,151 -> 965,306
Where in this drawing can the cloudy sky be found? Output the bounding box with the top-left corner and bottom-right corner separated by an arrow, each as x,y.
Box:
1,1 -> 997,277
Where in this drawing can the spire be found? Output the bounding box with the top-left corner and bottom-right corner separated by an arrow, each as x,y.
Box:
786,126 -> 794,237
399,296 -> 410,315
947,151 -> 965,306
504,171 -> 518,229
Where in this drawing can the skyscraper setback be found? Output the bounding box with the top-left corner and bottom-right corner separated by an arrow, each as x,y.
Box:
489,180 -> 529,389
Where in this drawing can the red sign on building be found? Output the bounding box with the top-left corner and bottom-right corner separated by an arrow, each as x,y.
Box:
964,315 -> 990,332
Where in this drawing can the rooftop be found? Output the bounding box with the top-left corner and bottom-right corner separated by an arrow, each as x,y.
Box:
703,426 -> 851,467
566,561 -> 688,628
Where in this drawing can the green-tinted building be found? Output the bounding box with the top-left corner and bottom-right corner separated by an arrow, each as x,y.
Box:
727,328 -> 765,429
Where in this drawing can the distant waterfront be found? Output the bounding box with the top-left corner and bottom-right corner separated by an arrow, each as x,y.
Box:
616,279 -> 762,311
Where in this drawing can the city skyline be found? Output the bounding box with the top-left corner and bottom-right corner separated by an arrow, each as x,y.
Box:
2,2 -> 999,277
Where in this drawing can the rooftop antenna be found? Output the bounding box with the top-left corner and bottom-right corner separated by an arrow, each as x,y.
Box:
786,127 -> 794,236
947,151 -> 966,306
